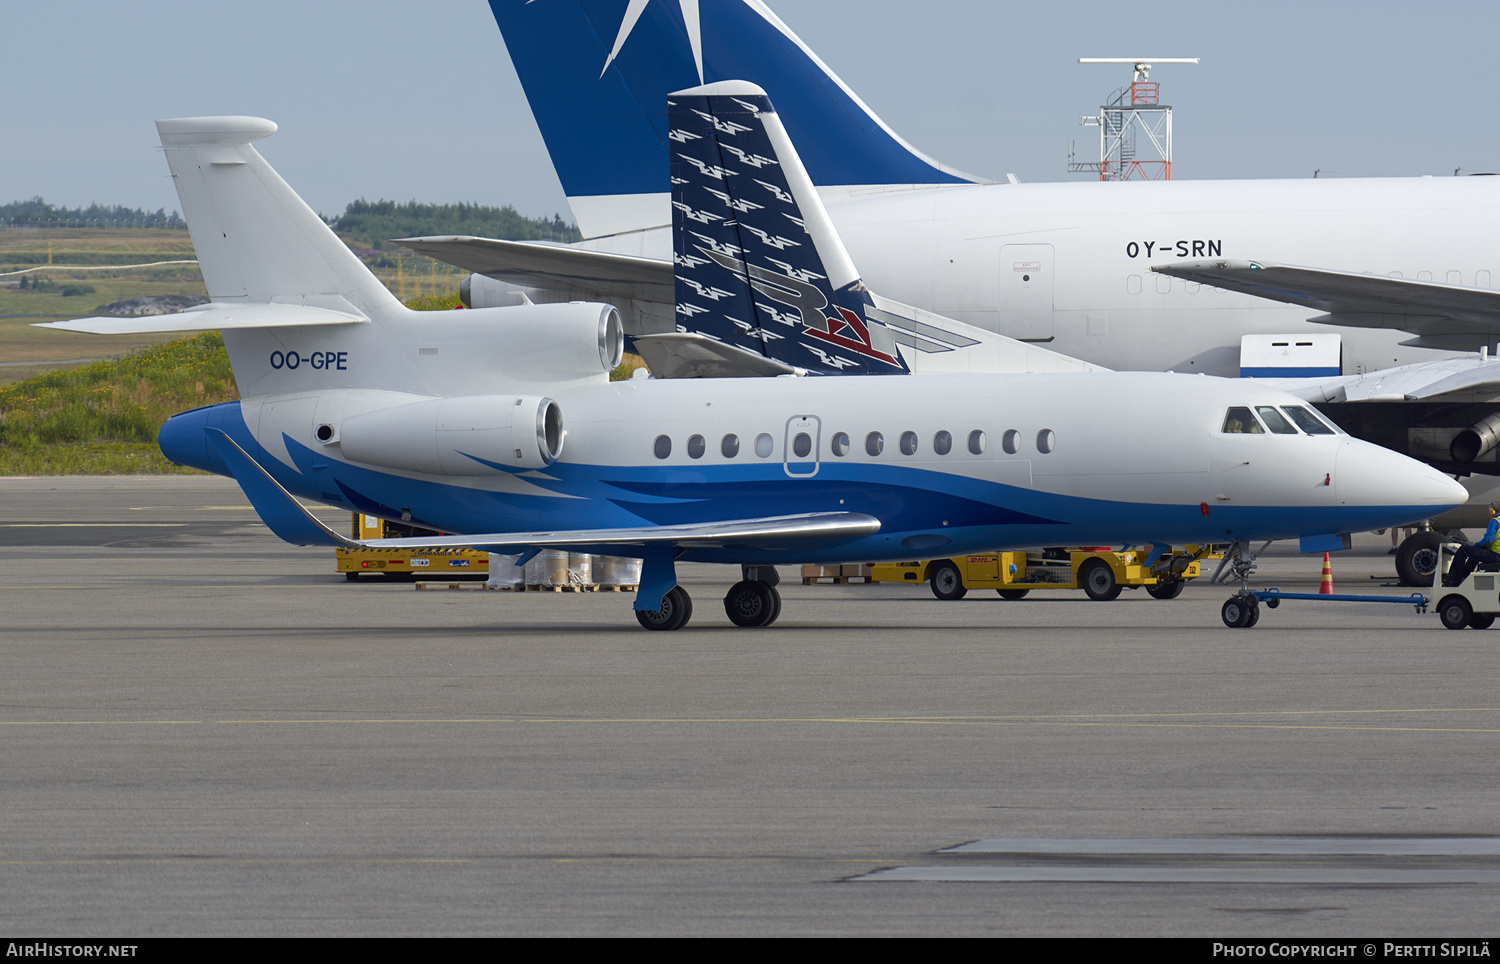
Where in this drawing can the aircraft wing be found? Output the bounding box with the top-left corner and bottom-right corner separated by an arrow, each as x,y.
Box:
35,301 -> 367,335
207,428 -> 878,551
1262,354 -> 1500,404
394,235 -> 674,302
1152,260 -> 1500,351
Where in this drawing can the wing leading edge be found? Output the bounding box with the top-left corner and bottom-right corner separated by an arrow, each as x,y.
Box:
1152,259 -> 1500,352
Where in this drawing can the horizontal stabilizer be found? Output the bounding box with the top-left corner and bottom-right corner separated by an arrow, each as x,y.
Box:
866,293 -> 1107,374
37,302 -> 367,335
1152,259 -> 1500,349
634,332 -> 803,378
209,427 -> 879,551
395,235 -> 673,302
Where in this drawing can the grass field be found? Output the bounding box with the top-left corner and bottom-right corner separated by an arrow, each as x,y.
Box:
0,226 -> 470,472
0,227 -> 650,474
0,227 -> 465,387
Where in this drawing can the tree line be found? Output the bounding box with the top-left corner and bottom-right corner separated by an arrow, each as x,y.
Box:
330,199 -> 579,246
1,197 -> 184,229
1,197 -> 581,243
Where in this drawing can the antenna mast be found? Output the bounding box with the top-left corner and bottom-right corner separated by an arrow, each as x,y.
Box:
1068,58 -> 1198,181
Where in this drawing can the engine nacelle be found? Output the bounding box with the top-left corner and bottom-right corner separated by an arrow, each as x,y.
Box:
461,273 -> 671,342
423,300 -> 623,389
1451,412 -> 1500,463
339,395 -> 564,474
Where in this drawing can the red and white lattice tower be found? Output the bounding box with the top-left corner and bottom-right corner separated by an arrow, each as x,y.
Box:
1067,58 -> 1197,181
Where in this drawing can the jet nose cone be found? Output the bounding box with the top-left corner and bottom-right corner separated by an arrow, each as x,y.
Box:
1336,440 -> 1468,510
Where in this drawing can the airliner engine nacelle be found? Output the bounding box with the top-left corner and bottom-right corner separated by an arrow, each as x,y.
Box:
1450,412 -> 1500,463
465,302 -> 624,383
461,275 -> 668,342
339,394 -> 565,474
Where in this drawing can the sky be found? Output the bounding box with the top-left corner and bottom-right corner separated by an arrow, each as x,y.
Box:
5,0 -> 1497,222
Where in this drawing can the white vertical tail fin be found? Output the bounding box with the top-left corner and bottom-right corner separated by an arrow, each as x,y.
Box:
156,116 -> 402,320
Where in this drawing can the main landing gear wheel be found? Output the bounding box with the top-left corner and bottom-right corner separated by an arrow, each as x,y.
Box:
1146,578 -> 1185,600
997,588 -> 1030,599
724,580 -> 782,628
1438,594 -> 1474,631
1471,613 -> 1495,630
1221,594 -> 1260,629
636,585 -> 693,632
929,561 -> 967,600
1080,558 -> 1122,601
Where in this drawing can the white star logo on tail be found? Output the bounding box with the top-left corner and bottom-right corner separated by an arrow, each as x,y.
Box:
600,0 -> 704,84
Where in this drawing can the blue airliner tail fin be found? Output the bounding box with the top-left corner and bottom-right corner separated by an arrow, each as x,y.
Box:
486,0 -> 984,237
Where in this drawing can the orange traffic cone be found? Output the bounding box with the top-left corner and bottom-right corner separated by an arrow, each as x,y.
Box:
1319,552 -> 1334,595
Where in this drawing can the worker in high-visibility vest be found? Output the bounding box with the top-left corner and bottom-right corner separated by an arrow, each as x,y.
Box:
1445,503 -> 1500,585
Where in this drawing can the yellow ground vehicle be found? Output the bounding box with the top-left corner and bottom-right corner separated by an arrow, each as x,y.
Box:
869,547 -> 1216,601
336,514 -> 488,580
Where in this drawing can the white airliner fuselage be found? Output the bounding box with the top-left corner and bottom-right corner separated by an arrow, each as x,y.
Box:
562,172 -> 1500,376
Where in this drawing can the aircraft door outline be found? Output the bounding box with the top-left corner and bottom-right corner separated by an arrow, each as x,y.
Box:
784,415 -> 822,478
998,243 -> 1056,341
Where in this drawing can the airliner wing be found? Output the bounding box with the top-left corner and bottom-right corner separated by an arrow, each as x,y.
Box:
207,428 -> 878,550
395,235 -> 673,302
1267,355 -> 1500,404
1152,260 -> 1500,350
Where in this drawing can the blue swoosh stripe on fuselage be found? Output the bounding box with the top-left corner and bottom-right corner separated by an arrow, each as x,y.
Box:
162,401 -> 1441,562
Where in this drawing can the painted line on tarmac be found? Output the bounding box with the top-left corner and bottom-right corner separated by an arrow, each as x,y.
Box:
0,523 -> 188,528
947,837 -> 1500,856
2,712 -> 1499,734
857,865 -> 1500,884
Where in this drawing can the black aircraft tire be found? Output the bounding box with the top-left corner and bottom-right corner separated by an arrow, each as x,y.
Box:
1470,612 -> 1495,630
1221,596 -> 1252,629
1396,531 -> 1445,587
724,580 -> 777,628
637,586 -> 693,631
764,587 -> 782,627
997,588 -> 1030,599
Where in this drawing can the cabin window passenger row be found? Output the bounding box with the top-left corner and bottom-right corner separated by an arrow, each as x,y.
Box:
654,425 -> 1056,459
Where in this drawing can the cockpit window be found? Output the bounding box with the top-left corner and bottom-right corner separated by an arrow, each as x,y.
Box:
1255,406 -> 1299,435
1281,405 -> 1337,435
1221,407 -> 1264,434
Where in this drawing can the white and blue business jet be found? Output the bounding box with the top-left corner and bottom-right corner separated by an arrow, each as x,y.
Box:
41,89 -> 1465,630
